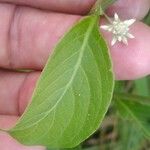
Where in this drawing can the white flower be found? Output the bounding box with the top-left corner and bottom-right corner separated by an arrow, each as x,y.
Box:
100,13 -> 136,46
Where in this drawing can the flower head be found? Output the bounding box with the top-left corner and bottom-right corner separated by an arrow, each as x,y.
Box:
100,13 -> 136,46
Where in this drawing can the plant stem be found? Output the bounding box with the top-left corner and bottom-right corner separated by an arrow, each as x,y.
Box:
103,12 -> 113,24
89,0 -> 103,15
89,0 -> 113,24
0,128 -> 6,132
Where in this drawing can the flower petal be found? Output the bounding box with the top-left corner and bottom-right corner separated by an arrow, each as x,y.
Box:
108,26 -> 113,31
122,37 -> 128,45
127,33 -> 135,39
111,37 -> 117,46
100,13 -> 136,47
124,19 -> 136,26
118,36 -> 122,42
100,25 -> 110,30
114,13 -> 119,21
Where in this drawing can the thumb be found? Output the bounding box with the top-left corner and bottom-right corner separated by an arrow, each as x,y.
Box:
107,0 -> 150,20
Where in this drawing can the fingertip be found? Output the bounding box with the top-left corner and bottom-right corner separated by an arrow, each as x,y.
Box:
100,21 -> 150,80
0,130 -> 45,150
18,72 -> 40,115
106,0 -> 150,20
0,115 -> 18,129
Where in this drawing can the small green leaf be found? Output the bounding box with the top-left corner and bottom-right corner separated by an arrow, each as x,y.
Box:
143,10 -> 150,26
118,119 -> 144,150
8,16 -> 114,148
134,77 -> 150,97
115,94 -> 150,138
114,81 -> 125,93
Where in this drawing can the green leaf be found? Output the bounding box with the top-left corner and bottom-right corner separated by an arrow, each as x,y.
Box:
83,147 -> 99,150
134,77 -> 150,97
8,16 -> 114,148
47,146 -> 81,150
118,119 -> 144,150
115,94 -> 150,138
114,81 -> 125,93
46,146 -> 98,150
143,10 -> 150,26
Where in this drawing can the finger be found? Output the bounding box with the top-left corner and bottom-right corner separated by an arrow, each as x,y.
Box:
0,0 -> 96,14
0,4 -> 80,70
0,115 -> 45,150
0,70 -> 40,115
0,4 -> 150,80
0,0 -> 149,18
100,20 -> 150,80
0,115 -> 18,129
107,0 -> 150,20
0,132 -> 45,150
1,15 -> 150,116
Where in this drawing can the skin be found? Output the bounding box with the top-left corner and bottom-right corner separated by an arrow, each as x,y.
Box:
0,0 -> 150,149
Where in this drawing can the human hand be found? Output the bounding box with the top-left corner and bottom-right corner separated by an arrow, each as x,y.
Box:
0,0 -> 150,149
